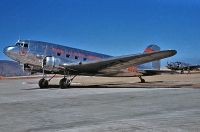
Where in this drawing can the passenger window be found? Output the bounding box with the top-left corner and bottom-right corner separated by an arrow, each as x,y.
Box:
66,54 -> 70,58
57,53 -> 61,56
83,58 -> 87,61
75,56 -> 78,59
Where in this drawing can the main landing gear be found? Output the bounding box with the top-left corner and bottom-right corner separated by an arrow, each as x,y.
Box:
39,78 -> 49,88
59,75 -> 77,89
138,76 -> 145,83
39,74 -> 56,88
38,71 -> 77,89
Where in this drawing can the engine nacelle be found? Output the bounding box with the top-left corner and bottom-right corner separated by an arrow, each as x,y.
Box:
43,56 -> 62,72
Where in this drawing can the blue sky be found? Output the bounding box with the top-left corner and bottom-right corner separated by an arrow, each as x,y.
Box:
0,0 -> 200,65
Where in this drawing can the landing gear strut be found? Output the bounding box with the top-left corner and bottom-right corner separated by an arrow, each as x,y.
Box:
38,66 -> 50,88
138,76 -> 145,83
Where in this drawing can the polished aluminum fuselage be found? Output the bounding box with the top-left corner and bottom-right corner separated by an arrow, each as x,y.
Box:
4,40 -> 156,76
4,40 -> 111,66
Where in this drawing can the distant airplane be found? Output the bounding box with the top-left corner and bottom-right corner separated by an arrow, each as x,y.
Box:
4,40 -> 176,88
167,61 -> 200,74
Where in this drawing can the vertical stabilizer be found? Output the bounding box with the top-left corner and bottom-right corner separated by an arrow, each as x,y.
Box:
144,45 -> 161,70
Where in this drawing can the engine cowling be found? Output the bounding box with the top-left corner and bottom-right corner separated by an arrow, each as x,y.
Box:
43,56 -> 62,72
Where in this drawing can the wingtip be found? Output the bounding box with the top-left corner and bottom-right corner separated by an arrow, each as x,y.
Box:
159,49 -> 177,57
164,49 -> 177,57
170,50 -> 177,55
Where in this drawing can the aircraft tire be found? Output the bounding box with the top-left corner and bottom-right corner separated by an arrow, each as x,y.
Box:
39,78 -> 49,88
138,76 -> 146,83
59,78 -> 70,89
141,78 -> 145,83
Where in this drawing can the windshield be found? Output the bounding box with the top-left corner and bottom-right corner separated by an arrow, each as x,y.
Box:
15,42 -> 28,48
15,42 -> 22,46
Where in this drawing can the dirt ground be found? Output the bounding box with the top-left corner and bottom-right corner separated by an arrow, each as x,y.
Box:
50,72 -> 200,88
1,72 -> 200,88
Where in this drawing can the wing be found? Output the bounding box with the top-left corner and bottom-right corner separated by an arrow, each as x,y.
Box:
64,50 -> 177,75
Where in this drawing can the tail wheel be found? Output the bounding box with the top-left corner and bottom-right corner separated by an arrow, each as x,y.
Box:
39,78 -> 49,88
140,78 -> 145,83
59,78 -> 70,89
138,76 -> 146,83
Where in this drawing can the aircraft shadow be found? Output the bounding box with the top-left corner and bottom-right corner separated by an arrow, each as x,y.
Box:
22,81 -> 200,90
22,84 -> 139,90
22,81 -> 194,90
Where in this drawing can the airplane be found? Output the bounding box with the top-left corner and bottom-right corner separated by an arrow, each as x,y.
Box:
167,61 -> 200,74
3,40 -> 177,88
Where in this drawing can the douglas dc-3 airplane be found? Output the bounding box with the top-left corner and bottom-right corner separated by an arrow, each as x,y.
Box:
4,40 -> 177,88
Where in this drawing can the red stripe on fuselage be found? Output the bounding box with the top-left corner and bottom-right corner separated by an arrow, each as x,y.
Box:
50,47 -> 102,60
51,47 -> 65,54
127,66 -> 138,72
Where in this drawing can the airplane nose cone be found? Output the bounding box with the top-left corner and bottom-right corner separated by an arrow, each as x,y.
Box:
3,46 -> 15,56
3,46 -> 8,55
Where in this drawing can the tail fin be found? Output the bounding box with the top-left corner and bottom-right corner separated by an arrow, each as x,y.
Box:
144,45 -> 161,70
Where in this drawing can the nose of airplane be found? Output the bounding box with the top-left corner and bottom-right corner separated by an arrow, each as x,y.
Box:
3,46 -> 15,56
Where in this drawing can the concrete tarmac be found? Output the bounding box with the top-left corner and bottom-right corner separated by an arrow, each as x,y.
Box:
0,75 -> 200,132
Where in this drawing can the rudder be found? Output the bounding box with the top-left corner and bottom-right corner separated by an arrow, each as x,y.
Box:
144,45 -> 161,70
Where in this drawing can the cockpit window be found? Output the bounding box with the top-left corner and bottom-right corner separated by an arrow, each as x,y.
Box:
24,43 -> 28,48
15,42 -> 28,48
15,43 -> 21,46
